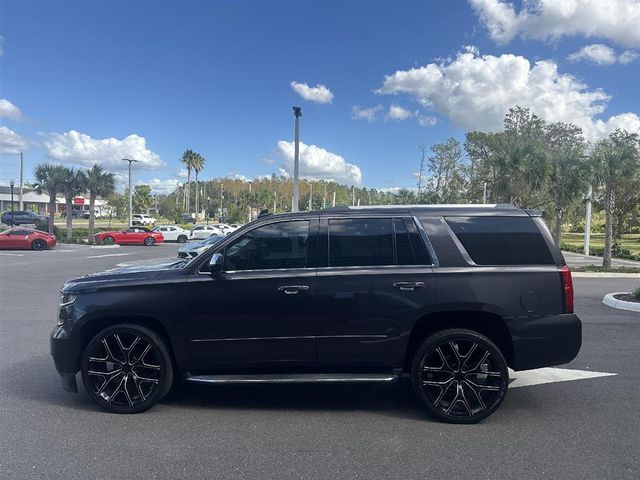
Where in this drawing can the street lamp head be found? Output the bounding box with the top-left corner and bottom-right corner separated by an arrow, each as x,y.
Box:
10,179 -> 14,188
122,158 -> 140,163
292,106 -> 302,118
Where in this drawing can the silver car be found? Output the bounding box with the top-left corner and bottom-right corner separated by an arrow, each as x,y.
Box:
177,234 -> 224,258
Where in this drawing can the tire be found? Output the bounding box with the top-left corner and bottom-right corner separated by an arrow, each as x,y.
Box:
177,235 -> 187,243
103,236 -> 115,245
144,237 -> 155,246
411,329 -> 508,424
32,239 -> 47,251
81,324 -> 174,414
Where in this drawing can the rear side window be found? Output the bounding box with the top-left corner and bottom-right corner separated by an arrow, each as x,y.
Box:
329,218 -> 394,267
446,217 -> 553,265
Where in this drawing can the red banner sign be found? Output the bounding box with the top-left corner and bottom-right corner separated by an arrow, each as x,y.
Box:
73,197 -> 85,205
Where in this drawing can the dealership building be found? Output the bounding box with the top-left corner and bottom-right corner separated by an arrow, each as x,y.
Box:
0,185 -> 107,215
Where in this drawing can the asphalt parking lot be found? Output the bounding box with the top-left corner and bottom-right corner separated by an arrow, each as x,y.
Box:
1,245 -> 639,479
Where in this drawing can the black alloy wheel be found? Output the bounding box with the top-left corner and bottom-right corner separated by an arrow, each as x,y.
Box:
177,234 -> 187,243
411,329 -> 508,424
144,237 -> 155,246
103,236 -> 115,245
81,324 -> 173,413
32,239 -> 47,250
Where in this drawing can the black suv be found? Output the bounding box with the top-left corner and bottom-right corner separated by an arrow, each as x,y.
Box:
51,205 -> 581,423
2,210 -> 47,225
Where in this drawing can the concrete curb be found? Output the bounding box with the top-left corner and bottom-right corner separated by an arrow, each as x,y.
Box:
603,293 -> 640,312
572,272 -> 640,278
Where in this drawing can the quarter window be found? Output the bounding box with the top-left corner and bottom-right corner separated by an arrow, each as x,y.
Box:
446,217 -> 553,265
224,220 -> 309,271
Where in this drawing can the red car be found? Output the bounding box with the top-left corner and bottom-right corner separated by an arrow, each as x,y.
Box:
0,227 -> 57,250
95,226 -> 164,246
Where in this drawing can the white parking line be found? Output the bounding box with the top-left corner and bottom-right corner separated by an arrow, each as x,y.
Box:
509,367 -> 616,389
0,252 -> 24,257
86,253 -> 132,259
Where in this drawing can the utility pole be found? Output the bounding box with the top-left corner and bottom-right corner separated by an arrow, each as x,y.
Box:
332,191 -> 336,207
122,158 -> 139,227
352,186 -> 355,206
323,184 -> 327,209
18,152 -> 24,210
176,183 -> 179,206
584,185 -> 592,255
482,181 -> 487,204
273,191 -> 277,213
308,182 -> 313,211
417,145 -> 426,202
219,182 -> 224,221
292,106 -> 302,212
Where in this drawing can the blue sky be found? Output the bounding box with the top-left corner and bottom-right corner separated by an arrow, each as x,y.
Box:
1,0 -> 639,193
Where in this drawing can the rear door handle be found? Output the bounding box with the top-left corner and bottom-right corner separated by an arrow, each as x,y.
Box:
278,285 -> 310,295
393,281 -> 425,291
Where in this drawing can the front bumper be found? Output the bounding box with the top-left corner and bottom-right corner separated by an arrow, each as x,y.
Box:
508,313 -> 582,371
50,324 -> 79,392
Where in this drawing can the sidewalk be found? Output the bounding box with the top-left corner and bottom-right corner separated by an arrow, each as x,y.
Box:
562,251 -> 640,268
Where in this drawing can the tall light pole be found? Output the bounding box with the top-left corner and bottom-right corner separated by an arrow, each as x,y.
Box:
18,152 -> 24,210
584,185 -> 593,255
308,181 -> 313,211
9,179 -> 14,211
292,106 -> 302,212
122,158 -> 139,226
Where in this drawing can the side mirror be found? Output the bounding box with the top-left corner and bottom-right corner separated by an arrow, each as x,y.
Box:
208,252 -> 224,273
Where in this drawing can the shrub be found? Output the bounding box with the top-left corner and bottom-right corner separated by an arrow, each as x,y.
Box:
34,220 -> 60,238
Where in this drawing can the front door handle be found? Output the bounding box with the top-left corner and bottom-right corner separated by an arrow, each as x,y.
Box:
393,281 -> 425,291
278,285 -> 310,295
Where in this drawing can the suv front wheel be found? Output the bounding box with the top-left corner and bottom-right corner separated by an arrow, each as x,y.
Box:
411,329 -> 508,424
81,324 -> 174,413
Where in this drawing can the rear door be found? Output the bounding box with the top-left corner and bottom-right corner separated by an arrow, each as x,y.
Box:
315,216 -> 436,369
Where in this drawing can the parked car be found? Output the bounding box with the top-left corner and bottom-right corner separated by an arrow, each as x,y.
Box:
51,204 -> 581,423
178,214 -> 196,225
189,224 -> 225,240
94,226 -> 164,246
177,234 -> 224,258
1,210 -> 47,226
61,209 -> 83,219
153,225 -> 190,243
132,214 -> 156,226
0,227 -> 56,250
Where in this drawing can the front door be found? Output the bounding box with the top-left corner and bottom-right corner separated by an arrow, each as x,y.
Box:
315,216 -> 436,370
186,218 -> 317,369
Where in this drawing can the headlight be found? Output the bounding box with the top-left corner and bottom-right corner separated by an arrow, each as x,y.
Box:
60,292 -> 77,307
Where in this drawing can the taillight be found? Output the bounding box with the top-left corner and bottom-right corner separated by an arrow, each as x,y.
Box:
559,265 -> 574,314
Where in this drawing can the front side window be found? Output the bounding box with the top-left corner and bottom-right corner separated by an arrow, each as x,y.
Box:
329,218 -> 394,267
224,220 -> 309,271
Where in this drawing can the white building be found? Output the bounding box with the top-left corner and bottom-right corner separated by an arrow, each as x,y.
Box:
0,186 -> 107,215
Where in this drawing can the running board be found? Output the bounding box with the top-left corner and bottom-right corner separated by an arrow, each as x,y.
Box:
184,372 -> 400,384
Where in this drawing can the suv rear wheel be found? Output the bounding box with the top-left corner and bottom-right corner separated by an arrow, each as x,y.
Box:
411,329 -> 508,424
81,324 -> 174,413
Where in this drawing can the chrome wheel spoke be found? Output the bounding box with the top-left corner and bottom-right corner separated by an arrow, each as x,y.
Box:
462,380 -> 486,411
464,350 -> 490,374
434,379 -> 456,407
98,371 -> 124,396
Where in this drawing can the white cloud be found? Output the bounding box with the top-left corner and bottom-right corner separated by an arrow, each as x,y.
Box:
618,50 -> 640,64
377,47 -> 640,140
41,130 -> 165,170
290,81 -> 334,104
276,140 -> 362,185
386,104 -> 414,121
568,44 -> 639,64
469,0 -> 640,47
177,168 -> 188,179
418,115 -> 438,127
0,99 -> 25,122
351,104 -> 383,122
138,178 -> 180,195
0,126 -> 28,154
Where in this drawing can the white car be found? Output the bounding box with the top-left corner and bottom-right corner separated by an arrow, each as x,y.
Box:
189,224 -> 225,240
152,225 -> 190,243
132,214 -> 156,226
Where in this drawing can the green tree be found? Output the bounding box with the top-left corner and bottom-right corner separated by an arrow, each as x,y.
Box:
544,122 -> 589,243
192,152 -> 205,214
60,167 -> 85,241
83,164 -> 116,244
426,138 -> 467,203
591,129 -> 640,267
34,163 -> 68,233
180,149 -> 197,212
133,184 -> 153,213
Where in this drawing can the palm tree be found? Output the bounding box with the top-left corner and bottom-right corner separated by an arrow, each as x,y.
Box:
192,152 -> 205,215
181,149 -> 197,212
34,163 -> 68,233
60,167 -> 85,242
83,164 -> 115,244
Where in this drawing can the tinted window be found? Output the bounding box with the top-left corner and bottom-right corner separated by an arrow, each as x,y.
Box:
224,220 -> 309,271
329,218 -> 394,267
394,218 -> 432,265
446,217 -> 553,265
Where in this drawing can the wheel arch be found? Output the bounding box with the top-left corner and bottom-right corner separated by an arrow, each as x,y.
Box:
403,311 -> 514,372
